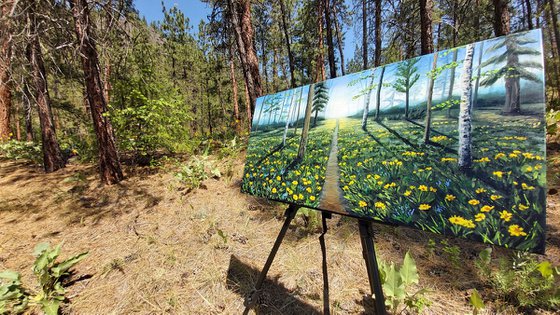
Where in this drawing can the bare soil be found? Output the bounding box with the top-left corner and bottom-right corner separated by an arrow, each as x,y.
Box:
0,152 -> 559,314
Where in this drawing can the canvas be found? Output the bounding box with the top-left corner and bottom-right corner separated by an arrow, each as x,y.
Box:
241,29 -> 547,253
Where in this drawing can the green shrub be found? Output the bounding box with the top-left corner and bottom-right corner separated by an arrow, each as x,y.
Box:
0,243 -> 88,315
475,248 -> 560,310
0,140 -> 42,164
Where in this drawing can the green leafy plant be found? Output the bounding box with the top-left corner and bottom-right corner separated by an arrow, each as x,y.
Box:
475,248 -> 560,310
0,140 -> 42,164
0,243 -> 88,315
439,239 -> 461,269
469,288 -> 485,315
378,251 -> 431,314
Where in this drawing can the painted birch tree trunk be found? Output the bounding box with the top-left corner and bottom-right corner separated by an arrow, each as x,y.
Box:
375,66 -> 386,120
458,44 -> 475,173
283,90 -> 296,146
293,87 -> 303,136
447,49 -> 458,118
361,74 -> 376,130
424,52 -> 438,143
473,41 -> 484,108
297,84 -> 315,161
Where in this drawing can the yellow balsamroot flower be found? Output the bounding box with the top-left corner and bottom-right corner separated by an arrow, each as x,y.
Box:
271,188 -> 277,193
490,194 -> 502,201
310,196 -> 316,201
468,199 -> 480,206
359,200 -> 367,207
500,210 -> 512,222
476,188 -> 487,194
375,202 -> 386,210
419,204 -> 431,211
508,224 -> 527,237
404,190 -> 412,197
419,185 -> 428,192
493,171 -> 504,178
445,194 -> 456,201
475,213 -> 486,222
480,205 -> 494,212
518,204 -> 529,211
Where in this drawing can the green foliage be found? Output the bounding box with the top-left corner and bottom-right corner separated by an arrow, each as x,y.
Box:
393,58 -> 421,93
469,288 -> 485,315
546,109 -> 560,141
175,153 -> 221,190
0,140 -> 42,164
439,239 -> 461,269
378,251 -> 431,314
475,249 -> 560,310
0,243 -> 88,315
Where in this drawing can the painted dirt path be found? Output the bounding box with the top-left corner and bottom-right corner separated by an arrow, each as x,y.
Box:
319,119 -> 346,214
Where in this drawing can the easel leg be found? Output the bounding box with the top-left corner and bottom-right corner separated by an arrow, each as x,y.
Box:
319,212 -> 332,315
243,204 -> 299,314
358,220 -> 386,315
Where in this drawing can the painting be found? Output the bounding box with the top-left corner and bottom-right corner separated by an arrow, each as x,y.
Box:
241,29 -> 546,253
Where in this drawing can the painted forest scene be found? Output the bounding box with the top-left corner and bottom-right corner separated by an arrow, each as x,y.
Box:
242,29 -> 547,253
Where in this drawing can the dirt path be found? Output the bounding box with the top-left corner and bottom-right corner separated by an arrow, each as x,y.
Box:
318,119 -> 346,214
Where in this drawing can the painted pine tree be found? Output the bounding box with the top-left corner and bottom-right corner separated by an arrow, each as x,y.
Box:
393,58 -> 420,119
312,82 -> 329,127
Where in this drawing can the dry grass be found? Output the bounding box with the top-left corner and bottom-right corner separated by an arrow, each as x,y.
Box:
0,152 -> 559,315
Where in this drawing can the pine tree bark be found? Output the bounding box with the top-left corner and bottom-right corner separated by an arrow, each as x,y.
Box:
279,0 -> 296,87
324,0 -> 337,78
27,1 -> 65,172
374,0 -> 382,66
316,0 -> 326,81
23,84 -> 33,142
362,0 -> 368,70
492,0 -> 511,36
458,44 -> 475,173
70,0 -> 123,184
545,2 -> 560,97
525,0 -> 534,28
228,44 -> 240,131
332,1 -> 345,75
228,0 -> 262,118
0,0 -> 15,141
548,0 -> 560,59
419,0 -> 434,54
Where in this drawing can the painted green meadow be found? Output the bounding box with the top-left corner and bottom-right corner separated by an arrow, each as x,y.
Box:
242,30 -> 546,253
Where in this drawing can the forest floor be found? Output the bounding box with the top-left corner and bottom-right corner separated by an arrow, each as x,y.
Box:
0,148 -> 559,314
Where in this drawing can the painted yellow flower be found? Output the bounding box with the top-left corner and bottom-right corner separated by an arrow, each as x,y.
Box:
299,193 -> 304,200
518,204 -> 530,211
474,213 -> 486,222
310,196 -> 316,201
480,205 -> 494,212
521,183 -> 535,190
292,180 -> 298,186
271,188 -> 277,193
445,194 -> 456,201
468,199 -> 480,206
493,171 -> 504,178
463,220 -> 476,229
375,202 -> 386,210
359,200 -> 367,207
419,204 -> 431,211
500,210 -> 512,222
419,185 -> 428,192
404,190 -> 412,197
494,153 -> 506,159
508,224 -> 527,237
449,215 -> 463,225
292,194 -> 298,201
306,187 -> 312,193
490,195 -> 502,201
476,188 -> 487,194
429,187 -> 437,192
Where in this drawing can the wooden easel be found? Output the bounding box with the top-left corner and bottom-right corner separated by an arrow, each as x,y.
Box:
243,204 -> 387,315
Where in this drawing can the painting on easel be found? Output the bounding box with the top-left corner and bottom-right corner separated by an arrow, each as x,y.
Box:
241,29 -> 547,253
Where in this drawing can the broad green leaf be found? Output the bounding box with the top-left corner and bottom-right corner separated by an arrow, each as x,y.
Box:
0,271 -> 20,281
479,247 -> 492,265
469,289 -> 484,309
52,252 -> 89,277
537,261 -> 553,278
33,243 -> 50,257
383,264 -> 405,300
401,252 -> 419,286
41,299 -> 60,315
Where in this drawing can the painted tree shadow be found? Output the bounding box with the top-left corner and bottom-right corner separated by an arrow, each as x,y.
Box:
226,255 -> 321,314
375,120 -> 419,149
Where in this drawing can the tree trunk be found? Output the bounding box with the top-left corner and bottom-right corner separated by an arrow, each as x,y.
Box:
332,1 -> 345,75
228,45 -> 240,131
473,41 -> 484,108
316,0 -> 326,81
28,2 -> 65,172
525,0 -> 534,28
503,40 -> 521,114
71,0 -> 123,184
294,87 -> 303,136
254,95 -> 266,131
362,0 -> 368,70
548,0 -> 560,60
458,44 -> 475,173
279,0 -> 296,87
324,0 -> 337,78
297,84 -> 315,160
424,52 -> 438,143
492,0 -> 510,36
447,49 -> 458,117
23,84 -> 33,141
283,90 -> 296,146
375,66 -> 386,120
419,0 -> 434,54
361,74 -> 376,130
228,0 -> 262,117
244,80 -> 252,125
374,0 -> 382,66
545,4 -> 560,97
14,101 -> 20,140
0,0 -> 15,141
405,77 -> 410,118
